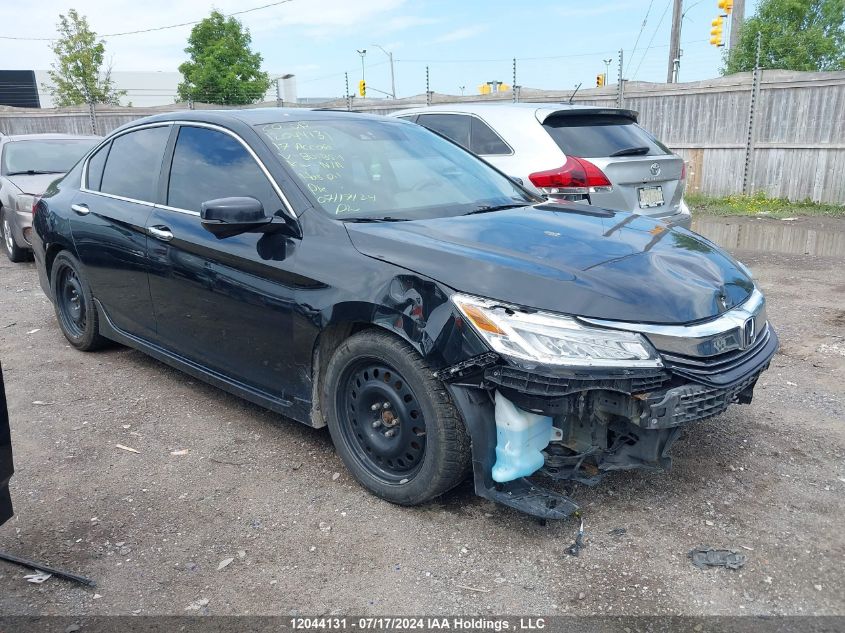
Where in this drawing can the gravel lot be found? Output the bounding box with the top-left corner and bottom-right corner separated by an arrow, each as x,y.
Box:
0,215 -> 843,616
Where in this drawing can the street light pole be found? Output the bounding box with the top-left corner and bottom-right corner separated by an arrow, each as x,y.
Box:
357,49 -> 367,83
372,44 -> 396,99
603,58 -> 612,84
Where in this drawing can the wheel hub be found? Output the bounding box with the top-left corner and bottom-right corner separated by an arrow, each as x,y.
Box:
341,362 -> 427,482
57,267 -> 87,337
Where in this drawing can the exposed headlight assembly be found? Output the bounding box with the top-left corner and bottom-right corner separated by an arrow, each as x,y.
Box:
452,293 -> 662,368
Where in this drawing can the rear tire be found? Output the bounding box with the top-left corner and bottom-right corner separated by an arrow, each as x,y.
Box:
1,208 -> 29,263
50,251 -> 108,351
323,330 -> 471,506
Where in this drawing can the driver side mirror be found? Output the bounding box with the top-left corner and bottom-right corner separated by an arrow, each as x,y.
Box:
200,197 -> 271,239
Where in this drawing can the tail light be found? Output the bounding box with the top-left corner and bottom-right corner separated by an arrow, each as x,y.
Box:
528,156 -> 613,195
680,162 -> 687,181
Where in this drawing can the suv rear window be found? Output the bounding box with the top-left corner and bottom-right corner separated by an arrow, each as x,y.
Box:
542,115 -> 670,158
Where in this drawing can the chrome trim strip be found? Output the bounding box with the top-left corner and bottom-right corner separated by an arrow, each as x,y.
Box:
580,288 -> 767,358
154,203 -> 200,217
79,119 -> 296,221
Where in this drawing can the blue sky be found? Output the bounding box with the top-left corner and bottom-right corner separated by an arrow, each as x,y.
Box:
1,0 -> 760,99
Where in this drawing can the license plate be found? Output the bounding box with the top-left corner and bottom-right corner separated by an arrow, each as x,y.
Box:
638,186 -> 664,209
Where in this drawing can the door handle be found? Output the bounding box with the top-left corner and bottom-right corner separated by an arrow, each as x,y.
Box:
148,225 -> 174,242
70,203 -> 89,216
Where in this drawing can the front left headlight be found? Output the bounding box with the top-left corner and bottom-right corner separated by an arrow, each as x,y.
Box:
453,293 -> 662,368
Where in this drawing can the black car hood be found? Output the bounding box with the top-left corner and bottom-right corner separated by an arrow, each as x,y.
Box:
345,204 -> 753,325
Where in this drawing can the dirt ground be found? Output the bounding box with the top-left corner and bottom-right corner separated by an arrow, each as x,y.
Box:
0,215 -> 842,616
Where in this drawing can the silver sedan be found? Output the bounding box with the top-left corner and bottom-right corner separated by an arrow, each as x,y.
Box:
0,133 -> 99,262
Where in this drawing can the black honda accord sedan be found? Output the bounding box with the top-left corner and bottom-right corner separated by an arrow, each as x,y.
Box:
31,109 -> 777,519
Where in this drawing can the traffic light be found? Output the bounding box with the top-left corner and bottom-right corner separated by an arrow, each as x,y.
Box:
596,73 -> 605,87
717,0 -> 733,14
710,15 -> 724,46
358,79 -> 366,97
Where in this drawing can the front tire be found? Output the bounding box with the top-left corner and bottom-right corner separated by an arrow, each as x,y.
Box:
323,330 -> 471,506
50,251 -> 108,351
1,208 -> 29,263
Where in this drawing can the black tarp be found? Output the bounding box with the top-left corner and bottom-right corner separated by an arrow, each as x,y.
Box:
0,70 -> 41,109
0,362 -> 13,526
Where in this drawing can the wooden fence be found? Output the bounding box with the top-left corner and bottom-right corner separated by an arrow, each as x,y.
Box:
1,69 -> 843,204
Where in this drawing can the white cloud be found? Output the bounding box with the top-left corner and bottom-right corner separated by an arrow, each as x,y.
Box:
433,24 -> 489,44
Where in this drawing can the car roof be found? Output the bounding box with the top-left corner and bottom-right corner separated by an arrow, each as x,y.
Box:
392,102 -> 639,123
115,107 -> 403,134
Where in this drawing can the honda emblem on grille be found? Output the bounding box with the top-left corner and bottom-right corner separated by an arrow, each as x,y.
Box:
650,162 -> 661,176
742,317 -> 756,349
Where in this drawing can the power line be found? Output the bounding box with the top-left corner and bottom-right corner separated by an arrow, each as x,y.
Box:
0,0 -> 295,41
626,0 -> 655,76
632,0 -> 674,81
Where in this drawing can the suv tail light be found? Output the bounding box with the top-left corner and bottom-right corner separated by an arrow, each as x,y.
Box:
528,156 -> 613,195
681,162 -> 687,181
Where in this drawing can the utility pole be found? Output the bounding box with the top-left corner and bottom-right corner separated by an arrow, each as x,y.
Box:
345,72 -> 351,111
372,44 -> 396,99
275,79 -> 282,107
667,0 -> 683,83
742,31 -> 762,195
425,66 -> 432,106
617,49 -> 624,108
729,0 -> 745,50
512,58 -> 519,103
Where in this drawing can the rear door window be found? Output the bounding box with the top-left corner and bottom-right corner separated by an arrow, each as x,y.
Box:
470,117 -> 511,155
100,126 -> 171,202
166,125 -> 281,214
542,115 -> 670,158
416,114 -> 471,149
85,142 -> 110,191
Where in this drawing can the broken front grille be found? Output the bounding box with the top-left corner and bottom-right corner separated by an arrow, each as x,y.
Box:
647,371 -> 761,427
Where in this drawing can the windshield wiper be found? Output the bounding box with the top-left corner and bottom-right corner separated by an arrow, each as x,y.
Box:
5,170 -> 63,176
341,217 -> 410,223
609,146 -> 650,157
463,203 -> 531,216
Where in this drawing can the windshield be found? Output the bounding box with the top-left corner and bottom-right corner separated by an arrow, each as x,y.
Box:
1,139 -> 99,175
256,118 -> 535,220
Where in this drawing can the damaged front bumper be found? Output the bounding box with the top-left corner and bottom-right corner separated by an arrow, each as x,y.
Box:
442,323 -> 779,520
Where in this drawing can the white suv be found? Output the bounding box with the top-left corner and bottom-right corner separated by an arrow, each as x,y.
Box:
392,103 -> 691,229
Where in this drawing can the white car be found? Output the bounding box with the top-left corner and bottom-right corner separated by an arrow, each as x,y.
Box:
392,103 -> 691,229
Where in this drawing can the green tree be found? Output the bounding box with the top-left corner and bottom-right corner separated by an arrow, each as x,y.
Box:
177,11 -> 271,105
723,0 -> 845,74
45,9 -> 125,107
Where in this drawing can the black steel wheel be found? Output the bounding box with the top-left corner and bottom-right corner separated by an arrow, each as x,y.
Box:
50,251 -> 108,351
324,330 -> 471,506
56,266 -> 87,339
339,360 -> 427,483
